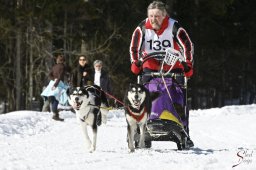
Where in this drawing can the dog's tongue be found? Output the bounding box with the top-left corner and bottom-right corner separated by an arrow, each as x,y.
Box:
72,103 -> 80,109
134,101 -> 140,109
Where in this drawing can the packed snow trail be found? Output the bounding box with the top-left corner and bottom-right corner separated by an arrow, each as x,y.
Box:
0,105 -> 256,170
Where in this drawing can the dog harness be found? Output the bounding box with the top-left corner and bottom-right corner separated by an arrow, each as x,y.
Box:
128,107 -> 147,122
79,105 -> 100,122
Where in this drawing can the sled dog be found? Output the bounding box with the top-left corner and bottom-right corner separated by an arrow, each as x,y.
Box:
124,83 -> 152,152
67,85 -> 109,152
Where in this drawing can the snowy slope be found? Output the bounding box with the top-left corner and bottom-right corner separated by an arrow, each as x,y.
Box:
0,105 -> 256,170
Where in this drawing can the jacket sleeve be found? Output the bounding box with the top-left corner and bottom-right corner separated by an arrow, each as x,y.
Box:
129,21 -> 145,63
54,64 -> 64,87
49,70 -> 54,80
129,22 -> 145,75
173,22 -> 194,77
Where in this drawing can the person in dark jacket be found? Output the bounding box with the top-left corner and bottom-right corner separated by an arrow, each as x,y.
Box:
71,55 -> 93,87
93,60 -> 112,102
41,54 -> 69,121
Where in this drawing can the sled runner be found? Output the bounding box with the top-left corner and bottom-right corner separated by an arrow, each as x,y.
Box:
134,49 -> 192,150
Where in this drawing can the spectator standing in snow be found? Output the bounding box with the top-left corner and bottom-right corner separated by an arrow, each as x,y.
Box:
71,55 -> 93,87
93,60 -> 113,105
41,54 -> 69,121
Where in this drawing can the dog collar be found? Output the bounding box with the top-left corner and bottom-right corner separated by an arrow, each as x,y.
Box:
128,107 -> 147,122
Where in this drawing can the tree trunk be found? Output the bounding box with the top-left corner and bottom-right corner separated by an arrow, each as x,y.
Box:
15,0 -> 23,110
64,10 -> 67,56
15,28 -> 21,110
28,17 -> 34,105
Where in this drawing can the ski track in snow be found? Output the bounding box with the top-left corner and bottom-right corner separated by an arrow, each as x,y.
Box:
0,105 -> 256,170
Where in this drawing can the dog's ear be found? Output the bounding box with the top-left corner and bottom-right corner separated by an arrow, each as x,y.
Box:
129,83 -> 132,88
128,83 -> 136,90
129,82 -> 136,86
81,87 -> 89,98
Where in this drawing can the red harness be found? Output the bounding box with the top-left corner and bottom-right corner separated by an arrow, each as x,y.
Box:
102,90 -> 148,122
128,107 -> 147,122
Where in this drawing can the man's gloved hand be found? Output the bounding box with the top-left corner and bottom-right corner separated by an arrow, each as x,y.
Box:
131,60 -> 142,75
135,60 -> 142,67
181,61 -> 190,73
181,61 -> 193,77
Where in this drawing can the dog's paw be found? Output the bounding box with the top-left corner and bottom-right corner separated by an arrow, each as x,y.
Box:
86,147 -> 93,153
89,146 -> 96,153
128,148 -> 135,153
84,141 -> 92,150
128,145 -> 135,153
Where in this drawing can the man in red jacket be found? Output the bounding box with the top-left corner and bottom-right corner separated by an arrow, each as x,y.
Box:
129,1 -> 194,147
130,1 -> 193,79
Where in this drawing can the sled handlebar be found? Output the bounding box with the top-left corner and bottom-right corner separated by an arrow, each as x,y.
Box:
139,49 -> 185,76
140,49 -> 185,64
140,51 -> 166,64
142,72 -> 184,77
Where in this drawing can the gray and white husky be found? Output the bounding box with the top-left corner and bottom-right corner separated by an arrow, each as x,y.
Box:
124,83 -> 152,152
67,85 -> 109,152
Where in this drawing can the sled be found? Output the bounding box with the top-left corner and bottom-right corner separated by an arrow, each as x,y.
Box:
135,49 -> 191,150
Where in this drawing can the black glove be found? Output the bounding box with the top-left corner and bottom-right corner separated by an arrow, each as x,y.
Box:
135,60 -> 143,67
181,61 -> 191,73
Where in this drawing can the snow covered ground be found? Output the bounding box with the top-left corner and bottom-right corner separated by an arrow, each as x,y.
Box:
0,105 -> 256,170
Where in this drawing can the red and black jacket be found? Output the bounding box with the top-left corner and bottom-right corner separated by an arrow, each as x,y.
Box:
129,16 -> 194,77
